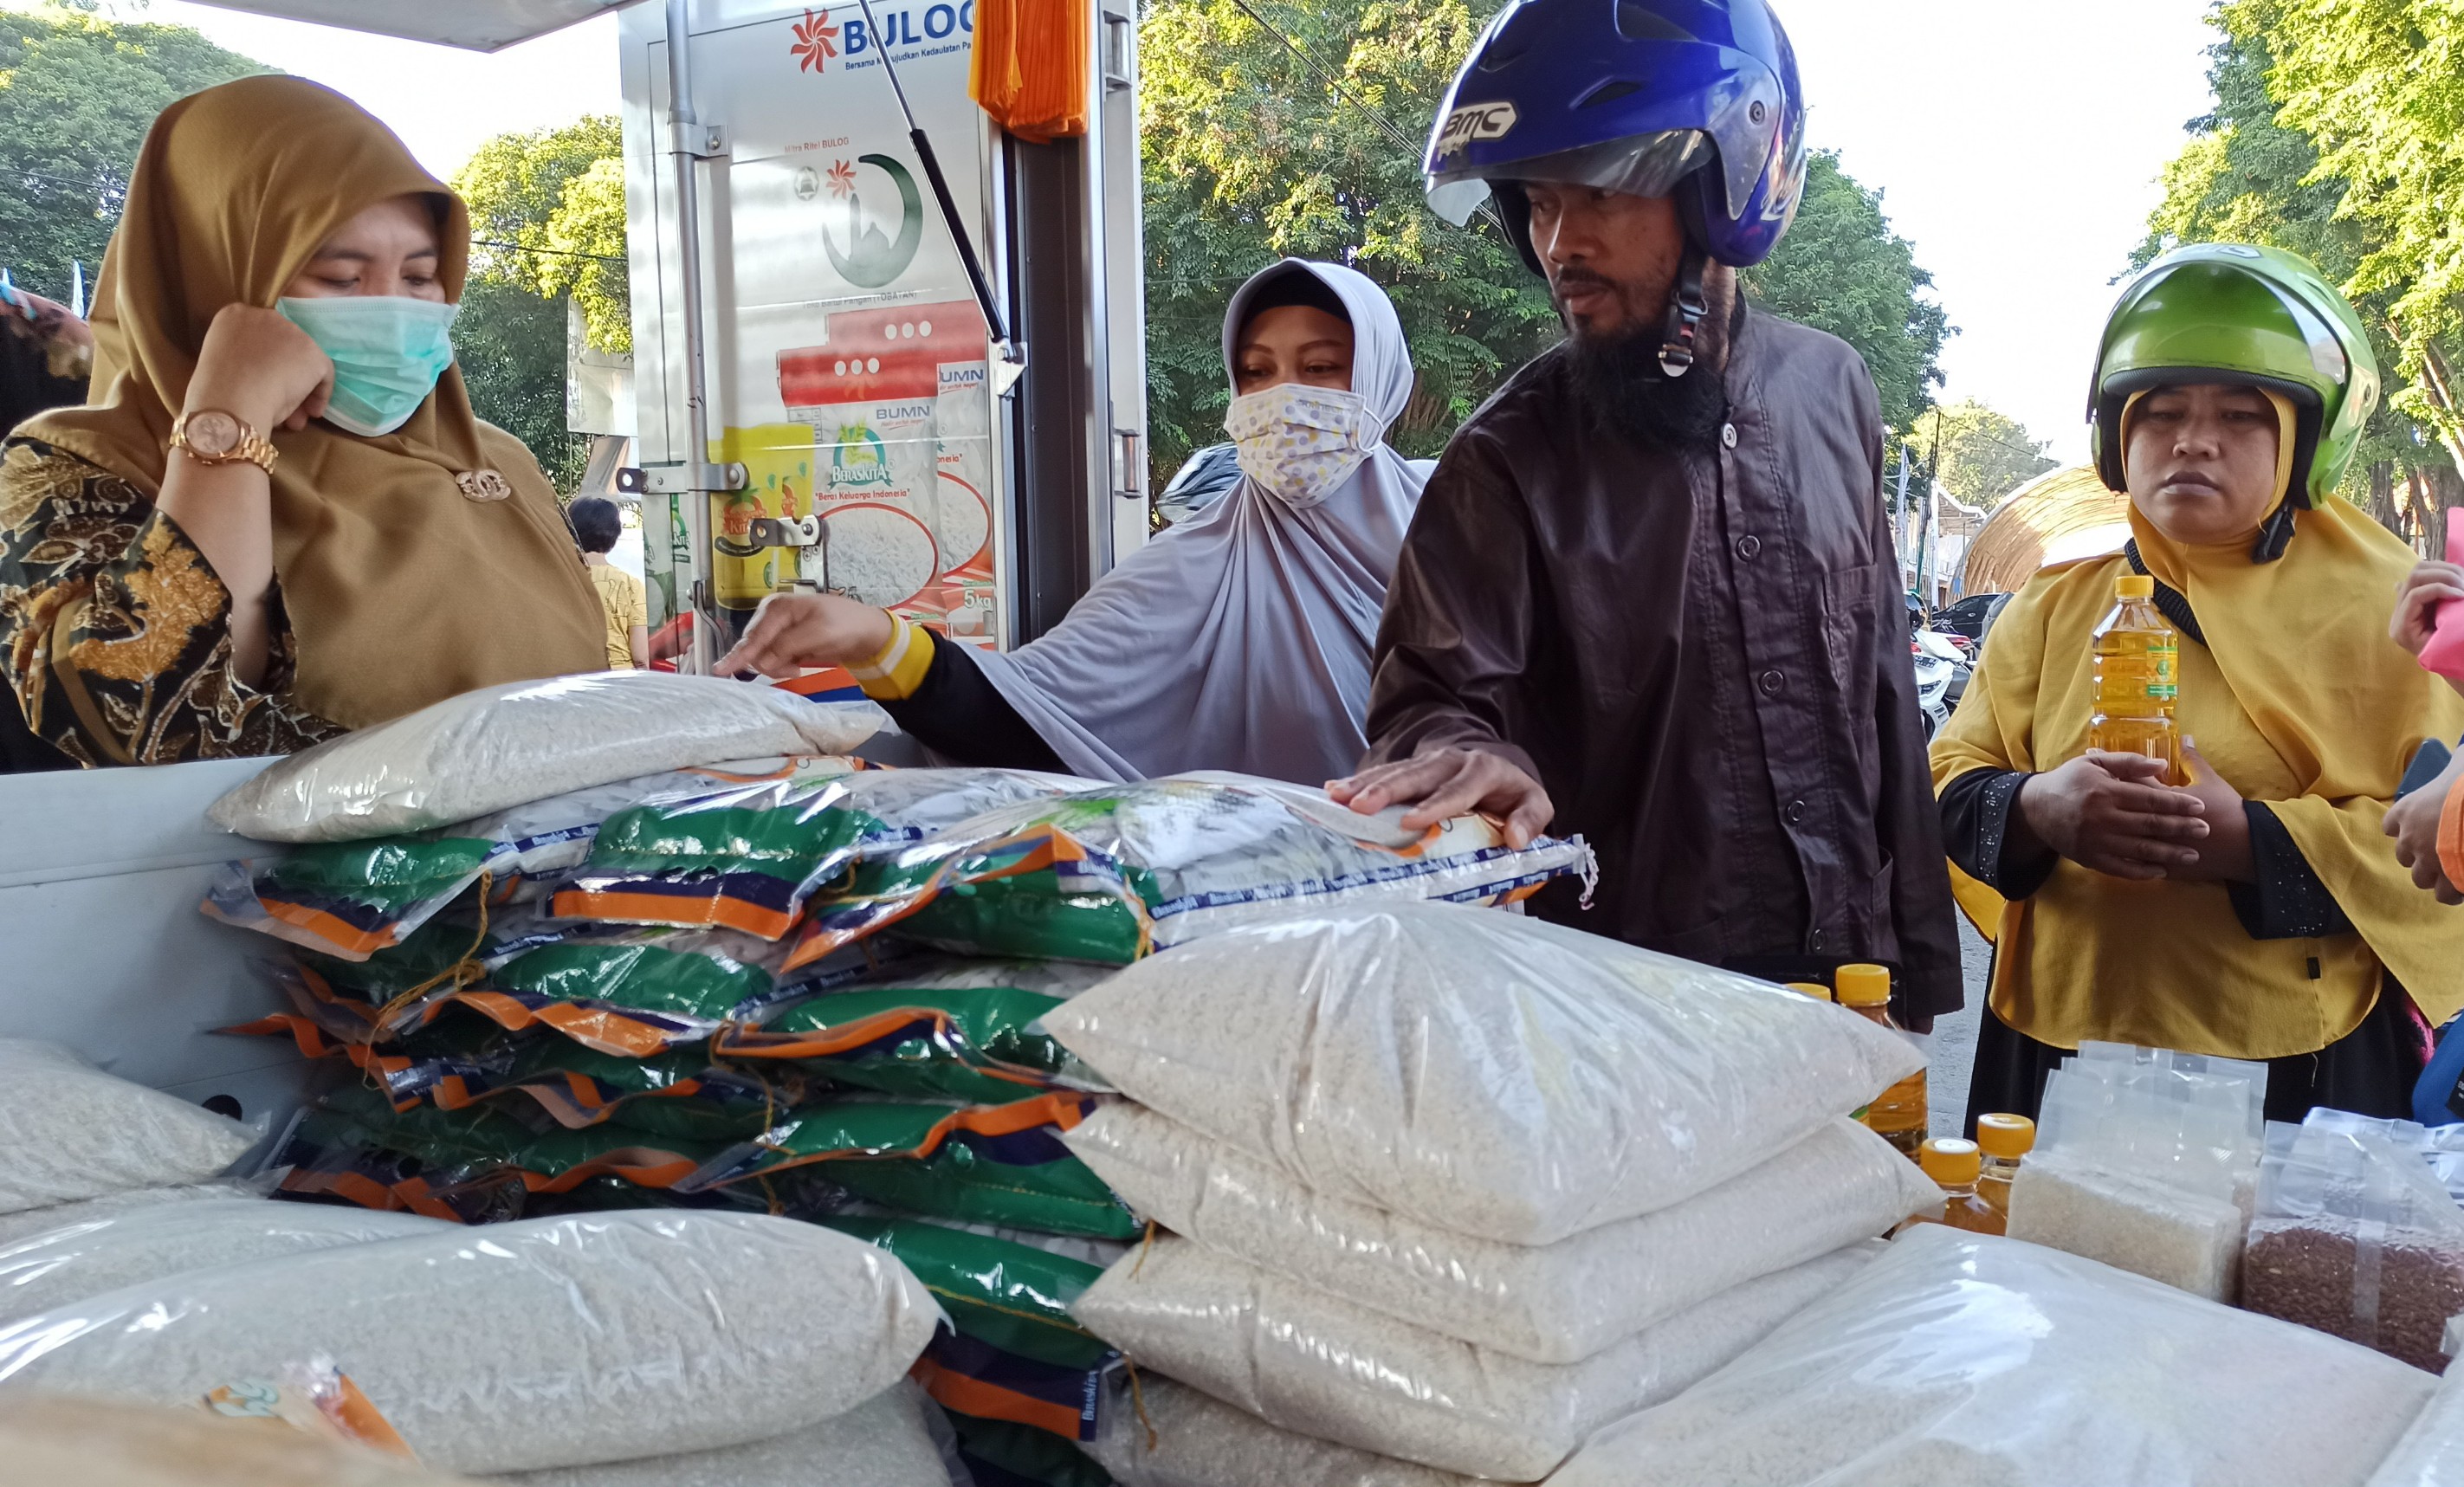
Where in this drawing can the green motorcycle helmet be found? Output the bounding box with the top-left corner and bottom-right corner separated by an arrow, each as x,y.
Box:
2090,243 -> 2379,559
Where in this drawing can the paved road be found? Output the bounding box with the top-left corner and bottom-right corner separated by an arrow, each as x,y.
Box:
1928,919 -> 1992,1140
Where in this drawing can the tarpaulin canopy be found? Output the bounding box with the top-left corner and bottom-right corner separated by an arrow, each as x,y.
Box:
1960,465 -> 2131,597
186,1 -> 642,52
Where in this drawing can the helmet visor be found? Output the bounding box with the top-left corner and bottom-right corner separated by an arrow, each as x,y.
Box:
1425,127 -> 1711,226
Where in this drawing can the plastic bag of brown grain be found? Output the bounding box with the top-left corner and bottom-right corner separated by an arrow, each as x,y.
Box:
2243,1112 -> 2464,1373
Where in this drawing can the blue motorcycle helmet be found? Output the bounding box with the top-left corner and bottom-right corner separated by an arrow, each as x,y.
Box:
1424,0 -> 1808,371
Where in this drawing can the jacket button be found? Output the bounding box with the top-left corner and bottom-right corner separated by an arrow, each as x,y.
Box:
1721,422 -> 1738,449
1759,669 -> 1784,695
1735,534 -> 1761,559
1785,799 -> 1807,824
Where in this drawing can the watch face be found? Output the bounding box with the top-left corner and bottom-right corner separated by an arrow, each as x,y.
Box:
187,411 -> 242,457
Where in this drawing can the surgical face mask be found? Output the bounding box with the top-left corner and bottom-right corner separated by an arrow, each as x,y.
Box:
1223,382 -> 1379,508
275,294 -> 461,436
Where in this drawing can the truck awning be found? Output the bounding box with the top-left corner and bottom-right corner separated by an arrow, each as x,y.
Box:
184,1 -> 644,52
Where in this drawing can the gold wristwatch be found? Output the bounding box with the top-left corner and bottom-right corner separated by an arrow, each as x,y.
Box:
169,409 -> 277,474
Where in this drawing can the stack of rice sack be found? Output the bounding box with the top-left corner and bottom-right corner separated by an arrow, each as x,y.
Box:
201,677 -> 1594,1487
1038,902 -> 1944,1485
0,1038 -> 948,1483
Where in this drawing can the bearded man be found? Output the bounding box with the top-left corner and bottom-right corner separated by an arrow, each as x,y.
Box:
1332,0 -> 1963,1027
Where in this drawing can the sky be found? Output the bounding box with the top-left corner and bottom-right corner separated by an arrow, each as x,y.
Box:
131,0 -> 2219,465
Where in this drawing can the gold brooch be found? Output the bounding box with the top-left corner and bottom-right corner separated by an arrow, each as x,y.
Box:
456,469 -> 513,502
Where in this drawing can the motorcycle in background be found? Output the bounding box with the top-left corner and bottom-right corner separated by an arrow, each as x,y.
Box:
1907,594 -> 1972,739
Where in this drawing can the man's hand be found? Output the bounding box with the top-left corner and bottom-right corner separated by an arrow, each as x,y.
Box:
2165,741 -> 2255,883
715,592 -> 895,680
2016,751 -> 2209,881
2387,752 -> 2464,905
2392,559 -> 2464,663
1328,746 -> 1554,848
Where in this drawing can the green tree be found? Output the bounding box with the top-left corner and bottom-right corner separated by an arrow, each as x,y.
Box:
452,275 -> 587,490
455,115 -> 630,352
451,117 -> 628,490
1903,399 -> 2054,510
1742,151 -> 1948,436
0,4 -> 267,301
2136,5 -> 2448,547
1138,0 -> 1950,482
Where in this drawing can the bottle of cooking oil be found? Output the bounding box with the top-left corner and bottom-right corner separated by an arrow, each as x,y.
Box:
1895,1137 -> 2002,1236
1835,963 -> 1925,1158
1974,1113 -> 2034,1225
2089,573 -> 2182,785
1784,982 -> 1834,1003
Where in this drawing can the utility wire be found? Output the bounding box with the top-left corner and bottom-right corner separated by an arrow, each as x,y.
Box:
473,238 -> 624,263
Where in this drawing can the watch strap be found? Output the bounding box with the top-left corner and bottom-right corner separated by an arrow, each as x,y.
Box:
171,411 -> 278,475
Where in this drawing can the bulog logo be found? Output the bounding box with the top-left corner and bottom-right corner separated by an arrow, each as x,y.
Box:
790,3 -> 975,73
1433,100 -> 1517,158
846,3 -> 977,52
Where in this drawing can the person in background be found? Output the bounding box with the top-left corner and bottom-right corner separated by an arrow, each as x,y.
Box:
1334,0 -> 1963,1027
711,258 -> 1429,786
569,495 -> 648,670
1932,244 -> 2464,1126
0,77 -> 604,766
2387,552 -> 2464,904
0,282 -> 90,436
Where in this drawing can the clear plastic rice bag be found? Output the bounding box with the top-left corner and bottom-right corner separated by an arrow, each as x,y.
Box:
487,1382 -> 960,1486
0,1197 -> 446,1326
1087,1375 -> 1478,1487
1062,1104 -> 1936,1361
0,1210 -> 941,1475
1070,1237 -> 1877,1479
2004,1052 -> 2262,1300
1043,903 -> 1922,1245
0,1041 -> 256,1215
208,672 -> 886,844
2368,1353 -> 2464,1486
1549,1225 -> 2435,1487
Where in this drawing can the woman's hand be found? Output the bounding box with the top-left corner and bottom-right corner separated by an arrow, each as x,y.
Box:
715,592 -> 896,679
1328,746 -> 1555,849
2165,741 -> 2254,883
186,303 -> 333,431
2015,751 -> 2209,881
2386,751 -> 2464,905
2392,559 -> 2464,659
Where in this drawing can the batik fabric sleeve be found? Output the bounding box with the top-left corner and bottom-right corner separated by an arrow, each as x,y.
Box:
0,436 -> 340,766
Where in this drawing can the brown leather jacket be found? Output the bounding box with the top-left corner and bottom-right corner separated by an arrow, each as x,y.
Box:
1365,307 -> 1964,1022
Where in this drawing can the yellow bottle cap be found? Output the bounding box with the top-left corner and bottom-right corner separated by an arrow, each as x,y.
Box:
1833,963 -> 1891,1006
1976,1113 -> 2036,1159
2117,574 -> 2155,598
1920,1137 -> 1982,1186
1784,981 -> 1834,1002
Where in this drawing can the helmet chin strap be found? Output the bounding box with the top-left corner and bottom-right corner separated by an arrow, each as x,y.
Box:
1658,248 -> 1711,378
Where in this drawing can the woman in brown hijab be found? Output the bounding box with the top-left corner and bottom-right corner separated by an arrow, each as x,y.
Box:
0,76 -> 605,767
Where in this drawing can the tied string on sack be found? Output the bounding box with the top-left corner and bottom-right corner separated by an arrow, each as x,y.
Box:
364,873 -> 496,1064
1123,1357 -> 1161,1454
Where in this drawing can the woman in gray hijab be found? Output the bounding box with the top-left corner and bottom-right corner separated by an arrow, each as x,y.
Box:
717,258 -> 1428,786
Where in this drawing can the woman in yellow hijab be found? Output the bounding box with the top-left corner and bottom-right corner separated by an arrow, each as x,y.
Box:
1932,243 -> 2464,1128
0,76 -> 605,768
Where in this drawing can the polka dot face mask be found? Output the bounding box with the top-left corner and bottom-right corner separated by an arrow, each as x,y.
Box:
1223,382 -> 1381,509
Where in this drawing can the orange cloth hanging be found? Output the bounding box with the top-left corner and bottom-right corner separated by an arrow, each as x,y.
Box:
969,0 -> 1090,142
